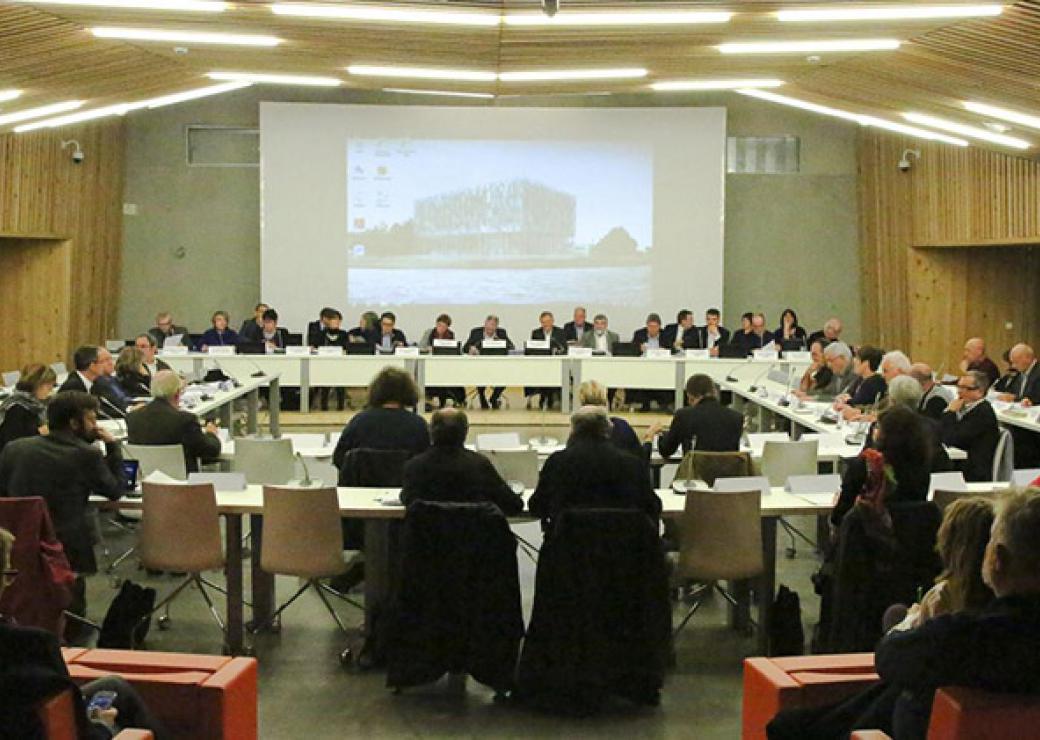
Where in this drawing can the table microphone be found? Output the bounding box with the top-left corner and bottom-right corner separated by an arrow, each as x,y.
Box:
239,357 -> 266,378
295,452 -> 312,487
725,361 -> 757,384
749,362 -> 778,394
99,395 -> 127,419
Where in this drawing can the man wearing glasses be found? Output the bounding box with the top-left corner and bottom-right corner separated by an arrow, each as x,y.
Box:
146,311 -> 190,348
939,370 -> 1000,481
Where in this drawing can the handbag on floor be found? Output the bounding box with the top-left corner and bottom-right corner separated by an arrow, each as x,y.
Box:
97,580 -> 157,648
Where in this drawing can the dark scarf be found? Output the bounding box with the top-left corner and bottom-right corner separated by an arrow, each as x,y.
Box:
0,391 -> 45,429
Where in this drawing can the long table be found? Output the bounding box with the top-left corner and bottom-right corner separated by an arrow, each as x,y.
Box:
158,352 -> 809,414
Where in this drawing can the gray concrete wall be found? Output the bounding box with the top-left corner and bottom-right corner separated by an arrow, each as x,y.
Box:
119,87 -> 859,341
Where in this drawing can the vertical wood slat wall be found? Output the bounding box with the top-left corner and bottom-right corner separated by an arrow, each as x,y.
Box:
0,120 -> 125,370
858,131 -> 1040,374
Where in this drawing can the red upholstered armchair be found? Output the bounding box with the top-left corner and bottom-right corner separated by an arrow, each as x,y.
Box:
36,687 -> 154,740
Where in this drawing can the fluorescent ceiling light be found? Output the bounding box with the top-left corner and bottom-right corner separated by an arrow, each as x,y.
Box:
142,81 -> 252,108
499,68 -> 647,82
0,90 -> 23,104
347,65 -> 496,82
271,3 -> 499,26
904,112 -> 1030,148
14,0 -> 226,9
720,39 -> 900,54
737,89 -> 969,146
651,79 -> 783,91
15,103 -> 131,132
0,100 -> 84,127
777,5 -> 1003,22
91,27 -> 281,46
503,10 -> 732,26
208,72 -> 340,87
382,88 -> 495,99
963,101 -> 1040,132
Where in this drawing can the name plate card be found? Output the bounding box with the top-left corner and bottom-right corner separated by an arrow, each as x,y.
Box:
207,346 -> 236,356
753,348 -> 779,360
784,350 -> 812,363
568,347 -> 593,357
433,339 -> 458,349
316,346 -> 343,356
159,346 -> 189,356
394,346 -> 420,357
646,348 -> 672,360
685,349 -> 711,359
482,339 -> 506,350
526,339 -> 550,350
286,346 -> 312,356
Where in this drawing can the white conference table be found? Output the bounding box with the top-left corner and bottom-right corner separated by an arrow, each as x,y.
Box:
158,351 -> 808,415
992,400 -> 1040,434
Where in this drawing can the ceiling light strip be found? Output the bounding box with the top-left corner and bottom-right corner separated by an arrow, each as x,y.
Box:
719,39 -> 901,54
963,101 -> 1040,132
347,65 -> 496,82
14,0 -> 226,9
651,79 -> 783,91
382,88 -> 495,99
208,72 -> 341,87
0,90 -> 23,104
91,27 -> 281,46
498,68 -> 647,82
777,5 -> 1003,22
271,3 -> 499,26
503,11 -> 733,26
0,100 -> 84,127
904,112 -> 1030,148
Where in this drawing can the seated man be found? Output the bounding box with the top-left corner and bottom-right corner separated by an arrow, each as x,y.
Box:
62,346 -> 131,420
311,309 -> 350,411
960,336 -> 1000,389
632,312 -> 666,354
630,313 -> 672,410
401,408 -> 523,516
698,308 -> 730,356
126,370 -> 222,474
146,311 -> 189,348
527,311 -> 566,409
881,350 -> 912,382
0,529 -> 169,740
995,343 -> 1040,468
0,392 -> 124,633
306,306 -> 337,347
376,311 -> 407,352
464,315 -> 514,410
529,406 -> 660,532
940,371 -> 999,482
563,306 -> 590,345
195,310 -> 240,351
648,373 -> 743,459
911,362 -> 953,420
803,341 -> 856,400
134,333 -> 170,379
58,345 -> 104,395
239,302 -> 268,343
807,316 -> 843,348
799,338 -> 833,394
663,309 -> 701,351
731,312 -> 774,356
259,308 -> 289,351
579,313 -> 619,354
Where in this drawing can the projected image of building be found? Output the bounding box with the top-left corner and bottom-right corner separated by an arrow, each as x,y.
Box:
413,179 -> 577,257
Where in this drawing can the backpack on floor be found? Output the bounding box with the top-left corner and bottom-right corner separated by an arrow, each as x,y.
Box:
97,580 -> 156,648
770,584 -> 806,656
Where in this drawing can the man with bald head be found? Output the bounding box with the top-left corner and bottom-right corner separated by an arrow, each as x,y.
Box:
125,370 -> 221,473
997,344 -> 1040,468
910,362 -> 953,420
960,337 -> 1000,388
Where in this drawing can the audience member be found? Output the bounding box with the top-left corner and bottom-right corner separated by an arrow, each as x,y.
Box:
799,338 -> 833,394
649,373 -> 743,459
90,347 -> 133,419
728,312 -> 756,355
529,406 -> 660,532
58,346 -> 103,395
0,528 -> 170,740
839,345 -> 887,411
133,333 -> 170,378
807,317 -> 843,348
260,308 -> 289,351
563,306 -> 589,345
400,408 -> 523,516
195,310 -> 240,351
579,313 -> 619,354
807,341 -> 856,399
996,343 -> 1040,467
114,346 -> 152,398
0,392 -> 124,630
332,367 -> 430,469
0,364 -> 54,455
863,376 -> 952,474
376,311 -> 407,352
880,350 -> 912,382
577,380 -> 641,457
125,370 -> 221,474
239,302 -> 268,342
698,308 -> 730,356
773,308 -> 807,347
959,337 -> 1000,388
146,311 -> 189,348
940,370 -> 999,482
910,362 -> 952,420
663,309 -> 700,350
464,315 -> 514,409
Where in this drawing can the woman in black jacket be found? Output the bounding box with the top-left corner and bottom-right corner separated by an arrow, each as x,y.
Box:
0,363 -> 54,455
114,347 -> 152,399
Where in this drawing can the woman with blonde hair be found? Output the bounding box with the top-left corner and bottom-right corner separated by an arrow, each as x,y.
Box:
577,380 -> 641,457
115,346 -> 151,398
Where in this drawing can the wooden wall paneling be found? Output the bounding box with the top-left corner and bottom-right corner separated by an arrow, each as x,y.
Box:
0,238 -> 71,371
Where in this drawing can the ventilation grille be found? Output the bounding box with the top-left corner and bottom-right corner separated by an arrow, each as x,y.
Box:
727,135 -> 800,174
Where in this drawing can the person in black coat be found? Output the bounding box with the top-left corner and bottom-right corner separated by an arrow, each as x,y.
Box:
728,313 -> 774,356
125,371 -> 222,474
310,310 -> 350,410
401,409 -> 523,516
332,367 -> 430,469
346,310 -> 379,345
463,316 -> 514,409
650,373 -> 744,459
0,392 -> 124,623
631,313 -> 667,353
58,345 -> 103,396
374,311 -> 408,352
306,307 -> 338,347
995,344 -> 1040,468
259,308 -> 290,351
239,302 -> 268,343
562,307 -> 590,345
697,308 -> 731,354
529,406 -> 661,533
772,307 -> 807,348
662,309 -> 701,351
841,344 -> 888,410
114,346 -> 152,399
0,364 -> 55,456
940,371 -> 1000,482
527,311 -> 567,409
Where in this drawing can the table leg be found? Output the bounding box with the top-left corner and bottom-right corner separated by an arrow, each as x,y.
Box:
300,358 -> 310,414
675,361 -> 686,410
269,378 -> 281,438
250,514 -> 274,627
355,519 -> 396,668
219,402 -> 233,434
223,514 -> 245,655
247,390 -> 258,435
759,517 -> 778,656
561,359 -> 571,414
415,357 -> 426,410
569,359 -> 580,415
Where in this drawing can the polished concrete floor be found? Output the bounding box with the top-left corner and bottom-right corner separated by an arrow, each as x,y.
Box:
83,513 -> 824,739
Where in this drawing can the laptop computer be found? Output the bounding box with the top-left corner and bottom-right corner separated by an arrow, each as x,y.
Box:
717,343 -> 749,359
611,342 -> 641,358
345,342 -> 376,355
285,332 -> 304,347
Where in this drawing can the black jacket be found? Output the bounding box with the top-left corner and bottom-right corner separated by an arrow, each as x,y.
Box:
0,400 -> 44,456
116,369 -> 152,399
374,328 -> 408,350
529,437 -> 660,530
631,327 -> 667,351
696,325 -> 731,349
387,500 -> 524,693
239,319 -> 263,342
940,401 -> 999,482
260,327 -> 290,350
918,391 -> 949,420
125,399 -> 222,474
0,432 -> 123,573
1006,363 -> 1040,403
401,446 -> 524,516
657,397 -> 743,459
58,372 -> 89,395
662,323 -> 701,350
332,407 -> 430,470
848,373 -> 887,407
563,321 -> 590,344
729,330 -> 775,356
463,327 -> 514,353
515,508 -> 671,713
529,326 -> 566,354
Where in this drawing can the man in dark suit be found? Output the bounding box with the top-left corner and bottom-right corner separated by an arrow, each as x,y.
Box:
0,392 -> 124,625
807,317 -> 844,349
650,373 -> 744,459
940,371 -> 1000,482
528,311 -> 567,409
306,306 -> 338,347
529,406 -> 661,533
125,370 -> 221,474
133,334 -> 171,379
259,308 -> 290,351
146,311 -> 190,348
960,337 -> 1001,389
995,343 -> 1040,467
631,313 -> 672,410
697,307 -> 731,356
464,315 -> 514,410
59,346 -> 127,420
239,302 -> 269,343
663,309 -> 701,351
58,345 -> 104,395
563,306 -> 590,345
729,312 -> 775,356
401,408 -> 523,515
376,311 -> 408,352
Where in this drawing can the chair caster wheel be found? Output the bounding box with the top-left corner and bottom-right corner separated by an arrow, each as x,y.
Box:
157,615 -> 171,630
339,648 -> 353,666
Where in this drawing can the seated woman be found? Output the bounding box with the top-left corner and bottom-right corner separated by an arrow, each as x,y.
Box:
0,364 -> 54,456
418,313 -> 465,410
773,307 -> 807,349
114,347 -> 151,399
577,380 -> 642,457
195,310 -> 239,351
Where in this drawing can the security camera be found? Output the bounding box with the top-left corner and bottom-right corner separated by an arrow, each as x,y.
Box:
898,148 -> 920,173
541,0 -> 559,17
61,139 -> 84,164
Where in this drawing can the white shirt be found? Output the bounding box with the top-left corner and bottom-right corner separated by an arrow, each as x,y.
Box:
76,371 -> 93,393
595,331 -> 609,353
706,328 -> 721,349
572,324 -> 586,341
